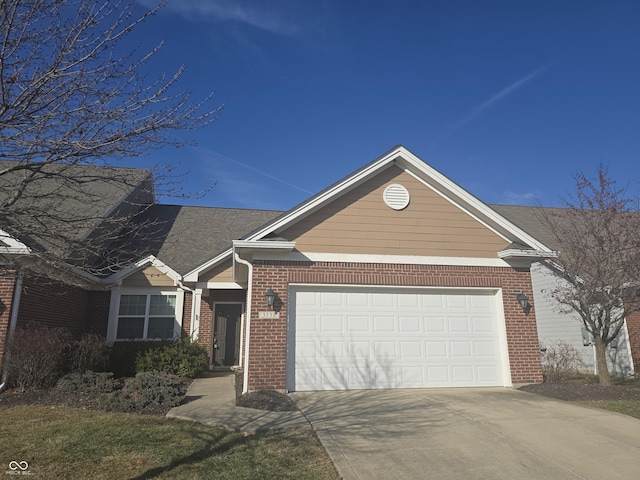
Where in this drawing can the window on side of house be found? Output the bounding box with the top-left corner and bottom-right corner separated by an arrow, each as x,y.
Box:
116,293 -> 178,340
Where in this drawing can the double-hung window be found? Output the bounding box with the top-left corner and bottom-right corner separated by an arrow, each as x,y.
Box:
116,293 -> 178,340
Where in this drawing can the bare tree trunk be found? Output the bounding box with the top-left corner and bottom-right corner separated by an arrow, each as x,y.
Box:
594,336 -> 611,385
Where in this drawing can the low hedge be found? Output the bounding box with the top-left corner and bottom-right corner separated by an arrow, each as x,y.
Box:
135,338 -> 208,378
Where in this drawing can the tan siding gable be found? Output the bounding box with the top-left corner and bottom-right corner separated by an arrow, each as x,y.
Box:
278,165 -> 509,258
200,260 -> 234,283
121,266 -> 175,288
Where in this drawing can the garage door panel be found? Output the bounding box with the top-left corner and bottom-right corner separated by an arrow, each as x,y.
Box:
320,292 -> 343,307
475,341 -> 497,357
446,295 -> 468,309
450,341 -> 472,357
426,341 -> 447,357
425,316 -> 446,332
373,316 -> 395,331
472,316 -> 494,332
320,315 -> 343,331
288,287 -> 507,391
452,366 -> 474,382
321,341 -> 345,358
347,315 -> 369,331
448,316 -> 471,332
477,366 -> 499,382
399,316 -> 420,332
372,293 -> 394,307
427,366 -> 450,383
400,341 -> 422,357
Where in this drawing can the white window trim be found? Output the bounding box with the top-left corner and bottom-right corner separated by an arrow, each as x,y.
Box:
106,287 -> 184,343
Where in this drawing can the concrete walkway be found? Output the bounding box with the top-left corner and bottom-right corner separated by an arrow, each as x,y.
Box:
292,388 -> 640,480
166,373 -> 310,433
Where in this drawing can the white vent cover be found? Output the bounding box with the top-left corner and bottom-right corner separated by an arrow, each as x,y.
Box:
383,184 -> 410,210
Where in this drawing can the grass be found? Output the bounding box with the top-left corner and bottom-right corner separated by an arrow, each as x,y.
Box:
0,406 -> 339,480
564,374 -> 640,420
577,400 -> 640,420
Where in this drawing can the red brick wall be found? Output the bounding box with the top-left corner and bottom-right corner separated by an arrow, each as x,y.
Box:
0,271 -> 17,369
182,291 -> 193,339
246,260 -> 543,392
16,277 -> 90,338
626,311 -> 640,373
86,290 -> 111,337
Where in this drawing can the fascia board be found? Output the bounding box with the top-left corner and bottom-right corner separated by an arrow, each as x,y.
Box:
395,149 -> 555,253
232,240 -> 297,284
232,240 -> 296,251
106,254 -> 181,284
498,249 -> 558,259
242,148 -> 403,241
183,250 -> 232,282
0,228 -> 31,252
0,247 -> 31,255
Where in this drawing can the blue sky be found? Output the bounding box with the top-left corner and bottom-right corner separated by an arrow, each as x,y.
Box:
128,0 -> 640,211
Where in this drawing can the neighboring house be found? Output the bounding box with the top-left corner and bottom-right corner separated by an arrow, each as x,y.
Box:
492,205 -> 636,377
1,146 -> 638,393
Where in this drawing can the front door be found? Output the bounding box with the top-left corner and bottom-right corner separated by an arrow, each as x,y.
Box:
213,303 -> 242,366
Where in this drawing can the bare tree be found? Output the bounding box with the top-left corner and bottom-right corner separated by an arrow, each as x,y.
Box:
540,164 -> 640,385
0,0 -> 219,280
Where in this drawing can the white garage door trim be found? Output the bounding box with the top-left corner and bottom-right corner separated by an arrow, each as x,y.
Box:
286,285 -> 512,392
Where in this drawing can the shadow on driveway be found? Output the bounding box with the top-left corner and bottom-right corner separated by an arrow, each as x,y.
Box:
292,388 -> 640,480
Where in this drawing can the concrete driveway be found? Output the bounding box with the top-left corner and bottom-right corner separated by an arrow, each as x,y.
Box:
291,388 -> 640,480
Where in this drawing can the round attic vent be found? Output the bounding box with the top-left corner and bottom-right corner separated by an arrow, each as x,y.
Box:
383,184 -> 410,210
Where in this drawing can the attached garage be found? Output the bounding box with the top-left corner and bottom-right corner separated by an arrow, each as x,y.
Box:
286,286 -> 511,392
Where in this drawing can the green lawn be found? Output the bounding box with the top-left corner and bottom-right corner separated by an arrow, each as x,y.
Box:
577,401 -> 640,420
0,406 -> 339,480
568,375 -> 640,420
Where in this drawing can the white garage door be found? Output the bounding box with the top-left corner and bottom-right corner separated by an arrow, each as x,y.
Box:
287,287 -> 509,391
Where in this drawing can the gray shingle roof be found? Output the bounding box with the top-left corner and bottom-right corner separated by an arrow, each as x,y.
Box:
0,161 -> 151,254
134,205 -> 283,274
489,204 -> 563,251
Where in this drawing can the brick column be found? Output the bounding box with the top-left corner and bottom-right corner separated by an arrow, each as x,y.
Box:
0,271 -> 17,372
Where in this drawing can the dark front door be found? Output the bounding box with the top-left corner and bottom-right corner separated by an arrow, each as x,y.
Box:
213,303 -> 242,366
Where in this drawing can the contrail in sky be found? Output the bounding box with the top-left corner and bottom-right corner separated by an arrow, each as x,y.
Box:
452,62 -> 555,131
430,61 -> 556,148
212,151 -> 314,195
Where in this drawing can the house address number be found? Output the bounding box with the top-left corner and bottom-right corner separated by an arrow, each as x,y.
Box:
258,311 -> 280,319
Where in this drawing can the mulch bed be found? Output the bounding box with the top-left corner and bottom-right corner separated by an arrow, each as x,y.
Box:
0,387 -> 116,411
236,390 -> 299,412
4,381 -> 639,415
0,379 -> 193,416
519,382 -> 640,402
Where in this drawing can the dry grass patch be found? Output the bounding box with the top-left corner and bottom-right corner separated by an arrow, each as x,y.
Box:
577,401 -> 640,420
0,406 -> 338,480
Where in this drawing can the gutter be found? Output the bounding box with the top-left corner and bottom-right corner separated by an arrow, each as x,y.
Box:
234,252 -> 253,394
0,272 -> 24,394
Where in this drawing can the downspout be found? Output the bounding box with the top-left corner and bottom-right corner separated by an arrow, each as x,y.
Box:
234,252 -> 253,394
176,279 -> 199,341
0,272 -> 24,394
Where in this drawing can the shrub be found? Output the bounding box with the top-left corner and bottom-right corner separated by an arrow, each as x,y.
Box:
56,371 -> 121,394
135,338 -> 208,378
68,334 -> 110,373
101,371 -> 187,413
541,341 -> 580,383
109,341 -> 171,378
4,324 -> 73,391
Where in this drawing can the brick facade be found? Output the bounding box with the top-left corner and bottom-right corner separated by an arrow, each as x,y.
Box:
86,290 -> 111,337
246,260 -> 543,392
626,311 -> 640,372
0,271 -> 17,370
16,277 -> 90,338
